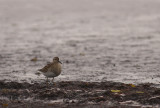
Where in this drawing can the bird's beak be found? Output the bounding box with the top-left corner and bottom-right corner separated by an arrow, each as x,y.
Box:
59,61 -> 62,64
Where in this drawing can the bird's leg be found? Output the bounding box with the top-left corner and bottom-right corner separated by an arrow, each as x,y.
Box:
52,77 -> 54,83
52,77 -> 56,85
46,77 -> 49,87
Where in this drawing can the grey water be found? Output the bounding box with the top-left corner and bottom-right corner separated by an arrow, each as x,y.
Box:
0,0 -> 160,85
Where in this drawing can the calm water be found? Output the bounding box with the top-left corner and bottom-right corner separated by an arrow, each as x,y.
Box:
0,0 -> 160,84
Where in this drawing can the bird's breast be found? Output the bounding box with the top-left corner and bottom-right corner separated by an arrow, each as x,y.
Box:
48,63 -> 61,76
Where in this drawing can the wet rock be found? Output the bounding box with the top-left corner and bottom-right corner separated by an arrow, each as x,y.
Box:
153,89 -> 160,95
0,81 -> 160,107
148,96 -> 160,104
38,89 -> 66,100
89,96 -> 106,102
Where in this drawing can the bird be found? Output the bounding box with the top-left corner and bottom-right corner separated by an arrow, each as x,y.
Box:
38,57 -> 62,84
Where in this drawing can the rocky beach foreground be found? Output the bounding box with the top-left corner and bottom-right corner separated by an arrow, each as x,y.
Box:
0,81 -> 160,108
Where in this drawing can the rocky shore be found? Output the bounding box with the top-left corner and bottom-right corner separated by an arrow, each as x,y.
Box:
0,81 -> 160,108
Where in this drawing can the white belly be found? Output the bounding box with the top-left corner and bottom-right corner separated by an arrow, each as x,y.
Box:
43,71 -> 56,78
41,63 -> 61,78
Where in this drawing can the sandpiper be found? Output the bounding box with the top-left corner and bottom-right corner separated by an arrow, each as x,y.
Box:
38,57 -> 62,83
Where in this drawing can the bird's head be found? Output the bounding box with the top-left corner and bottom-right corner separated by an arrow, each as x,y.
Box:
53,57 -> 62,64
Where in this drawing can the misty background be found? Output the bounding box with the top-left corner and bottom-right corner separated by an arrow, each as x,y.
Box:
0,0 -> 160,84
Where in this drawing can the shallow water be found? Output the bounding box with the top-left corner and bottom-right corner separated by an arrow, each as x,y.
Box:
0,0 -> 160,84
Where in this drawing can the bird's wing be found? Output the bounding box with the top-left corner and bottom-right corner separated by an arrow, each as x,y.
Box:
38,63 -> 53,73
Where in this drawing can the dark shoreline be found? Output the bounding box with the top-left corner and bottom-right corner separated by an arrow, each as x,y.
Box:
0,81 -> 160,108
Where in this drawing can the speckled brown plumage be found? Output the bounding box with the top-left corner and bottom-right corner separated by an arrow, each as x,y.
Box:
38,57 -> 62,82
38,62 -> 54,73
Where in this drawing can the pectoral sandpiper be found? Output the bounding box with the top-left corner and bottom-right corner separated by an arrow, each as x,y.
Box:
38,57 -> 62,84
